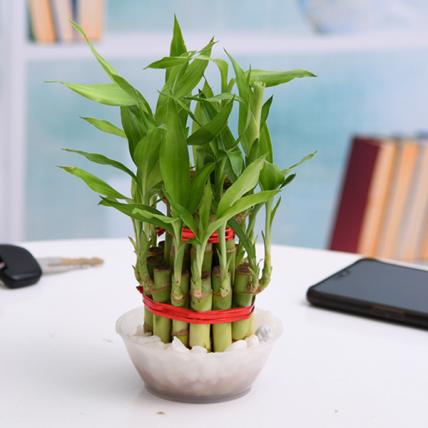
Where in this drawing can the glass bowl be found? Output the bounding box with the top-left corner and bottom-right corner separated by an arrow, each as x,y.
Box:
116,307 -> 283,403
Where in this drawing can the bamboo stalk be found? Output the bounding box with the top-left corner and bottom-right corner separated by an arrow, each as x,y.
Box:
171,270 -> 190,346
146,251 -> 163,336
212,266 -> 232,352
226,238 -> 236,283
152,266 -> 172,343
232,263 -> 254,341
258,198 -> 273,293
189,272 -> 212,351
136,230 -> 156,335
191,243 -> 213,273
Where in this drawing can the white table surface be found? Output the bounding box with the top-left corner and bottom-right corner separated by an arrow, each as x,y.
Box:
1,239 -> 427,428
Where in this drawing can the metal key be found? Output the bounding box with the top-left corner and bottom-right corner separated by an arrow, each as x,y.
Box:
0,244 -> 103,289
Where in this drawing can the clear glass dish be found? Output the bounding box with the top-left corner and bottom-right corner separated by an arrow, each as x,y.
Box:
116,307 -> 283,403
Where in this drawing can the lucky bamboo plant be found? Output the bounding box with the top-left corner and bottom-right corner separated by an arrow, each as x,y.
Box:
57,19 -> 315,352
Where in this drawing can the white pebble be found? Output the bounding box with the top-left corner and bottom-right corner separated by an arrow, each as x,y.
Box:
245,335 -> 260,348
131,334 -> 161,345
256,325 -> 272,342
150,340 -> 168,351
171,337 -> 190,353
191,345 -> 208,354
225,340 -> 247,352
134,325 -> 145,336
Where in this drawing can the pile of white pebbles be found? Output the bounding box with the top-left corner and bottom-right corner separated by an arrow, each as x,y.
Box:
133,323 -> 273,353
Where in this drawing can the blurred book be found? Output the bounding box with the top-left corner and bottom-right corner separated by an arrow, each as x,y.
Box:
51,0 -> 74,43
376,139 -> 419,259
358,138 -> 397,256
330,135 -> 428,262
73,0 -> 104,41
329,136 -> 381,253
28,0 -> 104,43
397,140 -> 428,260
28,0 -> 56,43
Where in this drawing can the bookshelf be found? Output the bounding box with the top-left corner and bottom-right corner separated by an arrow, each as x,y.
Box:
1,0 -> 428,242
25,30 -> 428,61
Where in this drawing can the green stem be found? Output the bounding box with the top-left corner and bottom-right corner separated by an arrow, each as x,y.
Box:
212,266 -> 232,352
137,231 -> 155,334
232,264 -> 254,341
226,238 -> 236,284
171,240 -> 190,346
171,271 -> 190,345
189,240 -> 212,350
152,266 -> 172,343
189,273 -> 212,351
258,198 -> 273,293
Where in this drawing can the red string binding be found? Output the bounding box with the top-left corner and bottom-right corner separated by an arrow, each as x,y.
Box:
136,286 -> 254,325
156,227 -> 235,244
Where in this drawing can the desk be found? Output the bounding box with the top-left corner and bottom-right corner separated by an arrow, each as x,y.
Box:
1,239 -> 427,427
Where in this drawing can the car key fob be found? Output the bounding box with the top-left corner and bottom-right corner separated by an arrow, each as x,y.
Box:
0,244 -> 42,288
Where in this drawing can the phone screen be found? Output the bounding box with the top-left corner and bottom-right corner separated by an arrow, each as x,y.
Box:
312,259 -> 428,314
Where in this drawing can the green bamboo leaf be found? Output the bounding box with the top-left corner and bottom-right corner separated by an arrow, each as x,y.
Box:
228,218 -> 256,260
81,117 -> 126,138
158,90 -> 201,125
134,127 -> 164,193
198,181 -> 212,232
63,148 -> 136,179
146,55 -> 189,69
261,96 -> 273,124
259,161 -> 284,191
186,93 -> 243,105
111,74 -> 153,114
187,100 -> 233,146
281,151 -> 316,174
243,81 -> 265,156
221,191 -> 279,225
165,192 -> 198,236
159,100 -> 190,207
213,58 -> 229,93
247,69 -> 316,87
170,15 -> 187,56
224,50 -> 252,153
270,196 -> 282,227
281,173 -> 296,188
71,21 -> 152,114
217,158 -> 265,216
60,166 -> 128,199
120,106 -> 148,158
259,122 -> 273,163
188,162 -> 216,213
192,85 -> 238,152
225,147 -> 244,178
56,82 -> 137,106
225,50 -> 250,100
100,198 -> 175,232
206,190 -> 279,240
71,21 -> 117,76
133,207 -> 177,227
174,39 -> 214,97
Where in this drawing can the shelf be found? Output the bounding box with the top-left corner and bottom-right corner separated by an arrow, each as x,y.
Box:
25,30 -> 428,61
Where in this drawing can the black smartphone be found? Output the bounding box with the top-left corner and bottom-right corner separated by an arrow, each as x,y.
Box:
307,258 -> 428,329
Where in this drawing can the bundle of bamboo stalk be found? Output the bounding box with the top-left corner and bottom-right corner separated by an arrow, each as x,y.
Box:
139,228 -> 257,352
58,18 -> 315,353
